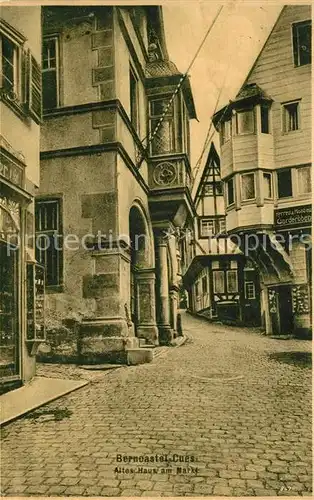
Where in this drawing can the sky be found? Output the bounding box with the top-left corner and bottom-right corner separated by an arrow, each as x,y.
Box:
162,2 -> 282,180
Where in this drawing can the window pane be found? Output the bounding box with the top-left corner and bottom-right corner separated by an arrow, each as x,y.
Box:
298,166 -> 311,194
219,218 -> 226,233
245,281 -> 255,299
202,276 -> 207,294
277,169 -> 292,198
151,99 -> 172,117
43,71 -> 57,109
151,118 -> 174,154
2,36 -> 15,90
227,179 -> 234,205
222,120 -> 231,143
227,270 -> 238,293
263,173 -> 272,198
236,110 -> 254,134
293,21 -> 311,66
241,173 -> 255,200
201,219 -> 214,237
213,270 -> 225,294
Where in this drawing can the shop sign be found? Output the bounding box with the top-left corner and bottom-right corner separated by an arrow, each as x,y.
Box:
0,153 -> 24,188
274,205 -> 312,229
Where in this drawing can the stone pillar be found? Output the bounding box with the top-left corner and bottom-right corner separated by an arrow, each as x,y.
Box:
155,236 -> 173,345
135,269 -> 159,345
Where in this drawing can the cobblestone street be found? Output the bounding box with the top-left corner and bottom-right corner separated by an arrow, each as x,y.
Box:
1,312 -> 312,497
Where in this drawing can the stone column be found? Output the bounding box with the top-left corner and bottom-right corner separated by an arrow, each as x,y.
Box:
155,236 -> 173,345
135,269 -> 159,345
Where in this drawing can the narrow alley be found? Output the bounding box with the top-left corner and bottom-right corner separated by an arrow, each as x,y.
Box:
1,313 -> 312,497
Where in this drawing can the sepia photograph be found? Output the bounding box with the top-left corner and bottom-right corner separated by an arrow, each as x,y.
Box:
0,1 -> 312,498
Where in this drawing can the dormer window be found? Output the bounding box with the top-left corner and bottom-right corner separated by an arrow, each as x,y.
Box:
235,109 -> 254,135
292,20 -> 311,67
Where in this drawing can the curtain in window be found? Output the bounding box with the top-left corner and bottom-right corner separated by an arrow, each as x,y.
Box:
213,270 -> 225,294
298,167 -> 311,194
242,174 -> 255,200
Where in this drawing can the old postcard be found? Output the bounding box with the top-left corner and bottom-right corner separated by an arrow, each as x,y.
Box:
0,1 -> 312,499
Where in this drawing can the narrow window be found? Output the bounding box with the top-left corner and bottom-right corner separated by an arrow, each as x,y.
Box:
297,166 -> 311,194
202,276 -> 207,294
42,37 -> 59,110
195,281 -> 199,297
221,119 -> 231,144
218,218 -> 226,233
241,173 -> 255,201
150,98 -> 175,155
227,178 -> 234,206
245,281 -> 256,299
129,66 -> 138,131
213,270 -> 225,294
292,20 -> 311,67
35,199 -> 63,287
283,101 -> 300,132
277,169 -> 292,198
227,270 -> 238,293
260,104 -> 270,134
263,172 -> 272,198
236,109 -> 254,134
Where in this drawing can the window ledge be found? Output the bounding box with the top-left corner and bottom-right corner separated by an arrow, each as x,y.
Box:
0,93 -> 28,122
281,129 -> 302,136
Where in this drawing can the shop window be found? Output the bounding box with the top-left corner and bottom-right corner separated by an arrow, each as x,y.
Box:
277,169 -> 292,198
263,172 -> 272,198
129,65 -> 138,131
292,20 -> 311,67
227,270 -> 238,293
236,109 -> 254,135
245,281 -> 256,299
202,276 -> 208,294
282,101 -> 300,132
241,173 -> 255,201
221,119 -> 231,144
42,37 -> 59,110
227,178 -> 234,206
213,270 -> 225,294
260,104 -> 270,134
35,199 -> 63,288
297,166 -> 311,194
150,97 -> 175,155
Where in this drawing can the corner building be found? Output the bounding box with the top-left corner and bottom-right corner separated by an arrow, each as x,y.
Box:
38,6 -> 197,362
0,8 -> 43,391
213,5 -> 312,337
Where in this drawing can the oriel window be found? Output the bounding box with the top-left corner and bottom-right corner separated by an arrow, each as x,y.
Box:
42,37 -> 59,110
292,20 -> 311,67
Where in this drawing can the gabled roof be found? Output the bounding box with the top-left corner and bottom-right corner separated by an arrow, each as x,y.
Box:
194,142 -> 220,204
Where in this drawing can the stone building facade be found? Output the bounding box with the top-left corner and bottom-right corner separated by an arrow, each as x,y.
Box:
37,6 -> 197,362
212,5 -> 312,337
0,8 -> 43,391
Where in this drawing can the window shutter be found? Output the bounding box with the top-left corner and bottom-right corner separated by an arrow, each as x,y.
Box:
21,48 -> 28,104
28,49 -> 42,124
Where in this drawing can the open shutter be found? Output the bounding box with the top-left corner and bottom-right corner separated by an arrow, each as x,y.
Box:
28,49 -> 42,124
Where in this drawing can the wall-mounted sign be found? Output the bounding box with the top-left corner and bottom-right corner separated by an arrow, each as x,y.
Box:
274,205 -> 311,229
26,263 -> 46,341
0,152 -> 24,188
